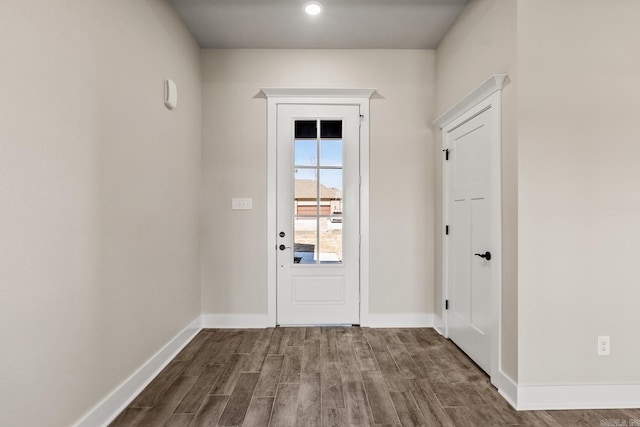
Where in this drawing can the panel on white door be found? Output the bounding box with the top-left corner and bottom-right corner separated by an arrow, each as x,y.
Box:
452,198 -> 471,323
293,276 -> 344,304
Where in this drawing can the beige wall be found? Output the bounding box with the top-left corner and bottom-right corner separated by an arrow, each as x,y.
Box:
6,2 -> 636,423
435,0 -> 518,380
201,49 -> 435,318
0,1 -> 201,426
518,0 -> 640,384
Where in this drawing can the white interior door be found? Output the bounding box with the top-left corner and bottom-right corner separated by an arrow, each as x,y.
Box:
445,107 -> 493,373
276,104 -> 360,325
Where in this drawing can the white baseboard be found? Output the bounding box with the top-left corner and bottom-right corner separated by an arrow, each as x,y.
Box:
364,313 -> 434,328
516,383 -> 640,410
72,316 -> 202,427
497,371 -> 519,410
493,372 -> 640,411
432,314 -> 446,336
201,313 -> 270,328
488,372 -> 640,411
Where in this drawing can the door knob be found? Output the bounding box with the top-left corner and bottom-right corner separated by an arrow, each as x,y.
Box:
474,251 -> 491,261
279,244 -> 291,251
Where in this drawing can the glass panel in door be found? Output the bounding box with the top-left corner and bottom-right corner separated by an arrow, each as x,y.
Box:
293,119 -> 344,264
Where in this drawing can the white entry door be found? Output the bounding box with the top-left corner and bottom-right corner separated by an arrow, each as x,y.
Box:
445,107 -> 493,373
276,104 -> 360,325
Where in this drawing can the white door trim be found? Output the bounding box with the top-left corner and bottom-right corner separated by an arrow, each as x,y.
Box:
435,74 -> 507,388
434,75 -> 508,129
263,88 -> 375,327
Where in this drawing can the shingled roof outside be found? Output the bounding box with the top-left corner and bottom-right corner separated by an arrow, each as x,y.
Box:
295,179 -> 341,200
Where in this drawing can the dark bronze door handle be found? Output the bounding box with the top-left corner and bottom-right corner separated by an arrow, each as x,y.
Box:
474,251 -> 491,261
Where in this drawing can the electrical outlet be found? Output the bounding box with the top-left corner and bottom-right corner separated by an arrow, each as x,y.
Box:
232,198 -> 252,210
597,336 -> 610,356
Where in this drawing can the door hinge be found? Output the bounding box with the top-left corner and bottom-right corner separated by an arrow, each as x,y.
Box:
445,300 -> 449,310
443,149 -> 450,161
445,225 -> 449,235
359,114 -> 364,127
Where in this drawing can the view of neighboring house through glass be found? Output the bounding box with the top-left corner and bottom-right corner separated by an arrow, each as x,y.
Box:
293,119 -> 343,264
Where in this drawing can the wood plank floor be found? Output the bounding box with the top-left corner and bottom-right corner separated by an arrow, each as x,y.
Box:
110,328 -> 640,426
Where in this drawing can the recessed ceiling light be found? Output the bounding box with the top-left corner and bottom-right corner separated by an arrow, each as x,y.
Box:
304,1 -> 323,16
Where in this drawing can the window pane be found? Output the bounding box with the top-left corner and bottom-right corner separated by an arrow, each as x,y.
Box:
294,218 -> 316,264
294,140 -> 317,166
295,120 -> 317,138
320,140 -> 342,167
295,172 -> 317,216
320,120 -> 342,138
319,169 -> 342,214
320,218 -> 342,264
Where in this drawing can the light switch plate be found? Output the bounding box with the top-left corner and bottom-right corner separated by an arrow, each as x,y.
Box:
597,335 -> 610,356
232,198 -> 252,210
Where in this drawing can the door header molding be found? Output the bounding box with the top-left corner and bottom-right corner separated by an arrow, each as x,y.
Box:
433,74 -> 508,129
261,87 -> 376,99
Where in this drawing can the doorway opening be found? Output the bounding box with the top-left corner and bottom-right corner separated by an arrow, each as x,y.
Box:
436,75 -> 506,386
263,88 -> 375,327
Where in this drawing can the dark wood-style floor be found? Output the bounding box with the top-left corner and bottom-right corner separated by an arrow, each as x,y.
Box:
110,327 -> 639,426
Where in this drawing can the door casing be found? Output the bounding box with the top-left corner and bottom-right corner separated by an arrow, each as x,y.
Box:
435,75 -> 507,387
263,88 -> 375,327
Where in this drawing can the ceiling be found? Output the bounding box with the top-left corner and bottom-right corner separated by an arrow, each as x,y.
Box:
168,0 -> 470,49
